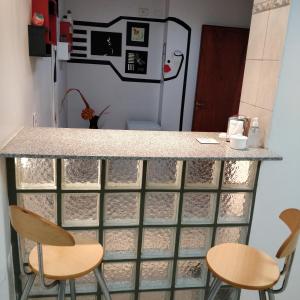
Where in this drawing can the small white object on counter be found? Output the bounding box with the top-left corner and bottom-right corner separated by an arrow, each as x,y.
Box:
218,132 -> 227,139
227,120 -> 244,139
247,117 -> 261,148
230,135 -> 248,150
197,138 -> 219,144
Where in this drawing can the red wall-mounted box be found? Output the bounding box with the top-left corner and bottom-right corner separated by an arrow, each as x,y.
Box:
32,0 -> 57,45
60,21 -> 72,50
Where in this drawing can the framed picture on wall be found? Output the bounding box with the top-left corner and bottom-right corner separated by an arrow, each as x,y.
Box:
91,31 -> 122,56
126,22 -> 149,47
125,50 -> 148,74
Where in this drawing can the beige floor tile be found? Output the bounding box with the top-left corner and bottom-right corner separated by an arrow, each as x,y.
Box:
239,102 -> 273,146
256,60 -> 280,110
247,10 -> 270,60
240,59 -> 262,105
263,5 -> 291,60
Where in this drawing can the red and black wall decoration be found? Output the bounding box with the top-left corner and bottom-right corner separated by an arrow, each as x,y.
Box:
29,0 -> 58,57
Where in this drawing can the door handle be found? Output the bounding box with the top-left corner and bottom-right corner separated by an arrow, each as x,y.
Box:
196,102 -> 205,108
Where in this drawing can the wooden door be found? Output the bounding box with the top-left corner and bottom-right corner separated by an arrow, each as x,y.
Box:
192,25 -> 249,132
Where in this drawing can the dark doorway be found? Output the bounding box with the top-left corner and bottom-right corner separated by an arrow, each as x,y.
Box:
192,25 -> 249,132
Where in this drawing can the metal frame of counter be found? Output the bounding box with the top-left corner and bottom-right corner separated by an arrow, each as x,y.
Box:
1,128 -> 282,300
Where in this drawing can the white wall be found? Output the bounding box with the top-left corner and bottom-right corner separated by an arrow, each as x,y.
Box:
0,0 -> 55,298
64,0 -> 253,130
56,0 -> 68,128
65,0 -> 166,129
242,0 -> 300,299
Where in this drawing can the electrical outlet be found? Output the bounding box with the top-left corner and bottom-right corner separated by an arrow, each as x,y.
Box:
33,112 -> 39,127
138,7 -> 150,17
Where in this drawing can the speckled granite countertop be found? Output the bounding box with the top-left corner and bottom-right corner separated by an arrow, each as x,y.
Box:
0,128 -> 282,161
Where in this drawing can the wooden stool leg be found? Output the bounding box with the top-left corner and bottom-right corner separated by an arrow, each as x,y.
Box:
259,291 -> 267,300
70,279 -> 76,300
58,281 -> 66,300
20,273 -> 36,300
94,267 -> 112,300
207,277 -> 222,300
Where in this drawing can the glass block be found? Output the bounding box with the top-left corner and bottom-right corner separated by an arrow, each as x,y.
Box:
18,193 -> 57,222
144,192 -> 179,225
69,230 -> 98,244
175,259 -> 207,288
20,237 -> 35,263
66,296 -> 97,300
25,274 -> 58,296
102,294 -> 134,300
62,193 -> 99,227
29,298 -> 58,300
139,291 -> 170,300
32,297 -> 97,300
218,193 -> 253,223
103,262 -> 136,291
146,160 -> 182,189
174,289 -> 205,300
104,229 -> 138,259
179,227 -> 213,257
15,158 -> 56,189
215,226 -> 248,245
76,297 -> 97,300
185,160 -> 221,189
182,193 -> 217,224
74,271 -> 97,293
29,298 -> 57,300
222,161 -> 257,189
106,159 -> 142,189
142,228 -> 176,258
215,287 -> 239,300
104,193 -> 140,226
62,159 -> 101,190
18,193 -> 56,263
140,261 -> 173,289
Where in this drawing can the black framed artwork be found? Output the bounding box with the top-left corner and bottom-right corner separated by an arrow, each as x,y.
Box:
126,22 -> 149,47
91,31 -> 122,56
125,50 -> 148,74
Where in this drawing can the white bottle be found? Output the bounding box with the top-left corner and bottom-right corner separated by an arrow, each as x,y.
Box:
247,117 -> 261,148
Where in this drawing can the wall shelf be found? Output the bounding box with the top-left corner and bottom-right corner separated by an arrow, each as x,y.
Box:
28,25 -> 51,57
29,0 -> 58,57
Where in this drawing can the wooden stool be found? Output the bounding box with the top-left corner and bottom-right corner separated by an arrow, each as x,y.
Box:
206,209 -> 300,300
9,205 -> 112,300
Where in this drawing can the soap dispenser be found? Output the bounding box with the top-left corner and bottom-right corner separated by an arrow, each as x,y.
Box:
247,117 -> 261,148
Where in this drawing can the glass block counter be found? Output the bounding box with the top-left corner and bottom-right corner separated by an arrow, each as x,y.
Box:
0,128 -> 281,300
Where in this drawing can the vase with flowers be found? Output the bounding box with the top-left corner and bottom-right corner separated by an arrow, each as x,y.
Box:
61,89 -> 110,129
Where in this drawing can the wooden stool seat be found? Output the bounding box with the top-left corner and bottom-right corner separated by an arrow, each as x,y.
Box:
206,243 -> 280,290
29,239 -> 103,280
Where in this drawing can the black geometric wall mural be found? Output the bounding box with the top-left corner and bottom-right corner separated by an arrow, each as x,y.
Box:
69,16 -> 191,131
